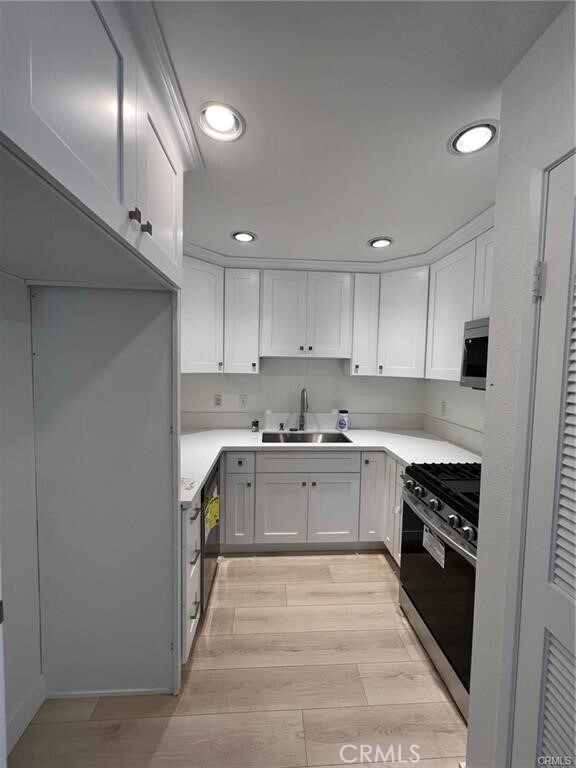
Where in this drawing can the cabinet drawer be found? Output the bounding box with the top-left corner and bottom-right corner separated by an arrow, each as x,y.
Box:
227,452 -> 255,474
256,451 -> 360,474
182,500 -> 202,551
182,558 -> 201,662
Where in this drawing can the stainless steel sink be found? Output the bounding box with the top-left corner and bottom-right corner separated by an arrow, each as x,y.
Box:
261,431 -> 352,443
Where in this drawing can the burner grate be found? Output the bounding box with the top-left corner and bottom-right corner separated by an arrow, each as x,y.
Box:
405,462 -> 482,523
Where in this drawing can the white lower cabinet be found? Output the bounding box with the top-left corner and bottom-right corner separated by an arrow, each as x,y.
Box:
382,455 -> 396,554
307,473 -> 360,543
255,473 -> 309,543
359,453 -> 386,540
392,480 -> 404,566
225,474 -> 255,545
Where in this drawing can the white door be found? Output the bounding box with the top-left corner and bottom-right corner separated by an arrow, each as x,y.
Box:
0,2 -> 138,239
307,473 -> 360,543
378,267 -> 429,378
255,474 -> 309,543
511,155 -> 576,766
306,272 -> 352,357
426,241 -> 475,381
225,474 -> 255,545
224,269 -> 260,374
473,228 -> 495,319
382,454 -> 396,554
350,274 -> 380,376
181,258 -> 224,373
260,271 -> 307,357
136,72 -> 183,286
359,453 -> 386,540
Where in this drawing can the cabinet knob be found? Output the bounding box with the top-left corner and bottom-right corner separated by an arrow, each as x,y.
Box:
311,481 -> 317,487
218,362 -> 223,370
378,364 -> 383,373
247,481 -> 252,488
302,481 -> 307,487
238,460 -> 243,466
251,362 -> 257,370
299,345 -> 304,351
141,220 -> 153,235
308,345 -> 313,351
354,364 -> 359,372
364,459 -> 370,465
128,206 -> 142,223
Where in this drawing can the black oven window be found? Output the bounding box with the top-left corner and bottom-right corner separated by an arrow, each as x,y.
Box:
464,337 -> 488,377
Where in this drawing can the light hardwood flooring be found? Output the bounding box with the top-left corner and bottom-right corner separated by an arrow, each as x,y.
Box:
10,553 -> 466,767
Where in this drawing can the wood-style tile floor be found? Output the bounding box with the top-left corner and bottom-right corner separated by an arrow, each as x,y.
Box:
10,553 -> 467,767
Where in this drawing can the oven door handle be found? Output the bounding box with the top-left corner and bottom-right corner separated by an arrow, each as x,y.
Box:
404,495 -> 477,568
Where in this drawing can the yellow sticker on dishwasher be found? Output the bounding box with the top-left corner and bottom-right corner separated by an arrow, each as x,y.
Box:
206,496 -> 220,532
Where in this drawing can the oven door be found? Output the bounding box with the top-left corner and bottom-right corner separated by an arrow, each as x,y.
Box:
400,495 -> 476,698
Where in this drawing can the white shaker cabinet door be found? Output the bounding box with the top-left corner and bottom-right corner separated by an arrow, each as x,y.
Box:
307,474 -> 360,543
0,2 -> 138,238
306,272 -> 352,357
473,228 -> 495,319
359,453 -> 386,540
426,241 -> 475,381
350,274 -> 380,376
224,269 -> 260,374
181,258 -> 224,373
135,73 -> 183,286
382,454 -> 397,554
255,474 -> 309,543
379,267 -> 429,378
225,474 -> 255,545
391,480 -> 404,566
260,271 -> 307,357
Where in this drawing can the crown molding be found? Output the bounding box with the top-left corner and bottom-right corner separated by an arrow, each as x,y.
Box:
115,1 -> 204,171
183,205 -> 495,272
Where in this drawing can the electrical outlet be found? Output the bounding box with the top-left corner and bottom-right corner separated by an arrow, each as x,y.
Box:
441,400 -> 447,415
214,394 -> 222,407
239,394 -> 248,409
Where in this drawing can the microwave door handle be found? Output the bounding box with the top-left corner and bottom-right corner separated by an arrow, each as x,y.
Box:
404,495 -> 477,567
461,339 -> 469,378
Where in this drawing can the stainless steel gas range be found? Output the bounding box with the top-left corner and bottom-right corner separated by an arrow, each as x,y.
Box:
399,462 -> 481,722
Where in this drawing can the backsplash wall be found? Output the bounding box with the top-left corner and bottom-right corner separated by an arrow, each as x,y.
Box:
423,379 -> 485,454
181,358 -> 425,431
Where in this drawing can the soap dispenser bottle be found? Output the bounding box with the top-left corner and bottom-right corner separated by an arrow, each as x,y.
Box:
337,409 -> 349,431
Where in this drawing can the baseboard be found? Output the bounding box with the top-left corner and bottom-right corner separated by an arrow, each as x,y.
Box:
7,675 -> 45,753
45,687 -> 171,698
220,543 -> 386,554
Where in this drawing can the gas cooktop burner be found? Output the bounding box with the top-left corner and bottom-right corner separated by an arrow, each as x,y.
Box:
405,462 -> 481,526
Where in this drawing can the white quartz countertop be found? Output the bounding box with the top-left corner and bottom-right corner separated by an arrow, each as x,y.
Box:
180,429 -> 480,503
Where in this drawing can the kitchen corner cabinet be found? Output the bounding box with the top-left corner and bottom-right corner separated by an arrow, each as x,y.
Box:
260,270 -> 352,358
473,228 -> 494,319
359,453 -> 386,540
181,259 -> 224,373
425,240 -> 475,381
350,274 -> 380,376
225,474 -> 255,545
307,474 -> 360,543
378,267 -> 429,378
224,269 -> 260,374
255,474 -> 309,543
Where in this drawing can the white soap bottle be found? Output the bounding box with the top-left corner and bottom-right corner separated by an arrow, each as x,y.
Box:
337,409 -> 349,431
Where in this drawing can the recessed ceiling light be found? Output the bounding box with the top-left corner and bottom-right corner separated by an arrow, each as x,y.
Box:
231,231 -> 257,243
448,121 -> 499,155
197,102 -> 245,142
368,236 -> 394,249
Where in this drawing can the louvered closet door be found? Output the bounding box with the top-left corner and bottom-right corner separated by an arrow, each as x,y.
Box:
511,154 -> 576,767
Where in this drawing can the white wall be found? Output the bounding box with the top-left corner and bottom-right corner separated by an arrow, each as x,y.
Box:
467,7 -> 574,768
0,271 -> 44,750
423,380 -> 485,454
181,358 -> 426,431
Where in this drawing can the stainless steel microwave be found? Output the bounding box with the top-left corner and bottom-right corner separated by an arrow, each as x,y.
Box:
460,318 -> 489,390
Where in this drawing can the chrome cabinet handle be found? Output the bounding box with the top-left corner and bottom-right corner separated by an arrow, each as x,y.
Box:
189,601 -> 200,621
141,220 -> 153,235
190,549 -> 200,566
129,206 -> 142,223
190,506 -> 201,522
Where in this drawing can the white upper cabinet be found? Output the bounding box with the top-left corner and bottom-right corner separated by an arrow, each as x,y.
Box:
473,228 -> 495,319
350,274 -> 380,376
306,272 -> 352,357
224,269 -> 260,374
378,267 -> 429,378
181,259 -> 224,373
426,241 -> 475,381
0,2 -> 137,235
260,271 -> 308,357
135,72 -> 183,286
260,270 -> 352,358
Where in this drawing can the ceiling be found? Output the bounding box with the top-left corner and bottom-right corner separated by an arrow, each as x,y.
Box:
156,1 -> 563,267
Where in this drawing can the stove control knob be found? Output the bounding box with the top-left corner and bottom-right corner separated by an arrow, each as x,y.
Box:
447,514 -> 461,529
404,479 -> 415,491
461,526 -> 475,542
429,498 -> 443,512
413,486 -> 426,498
